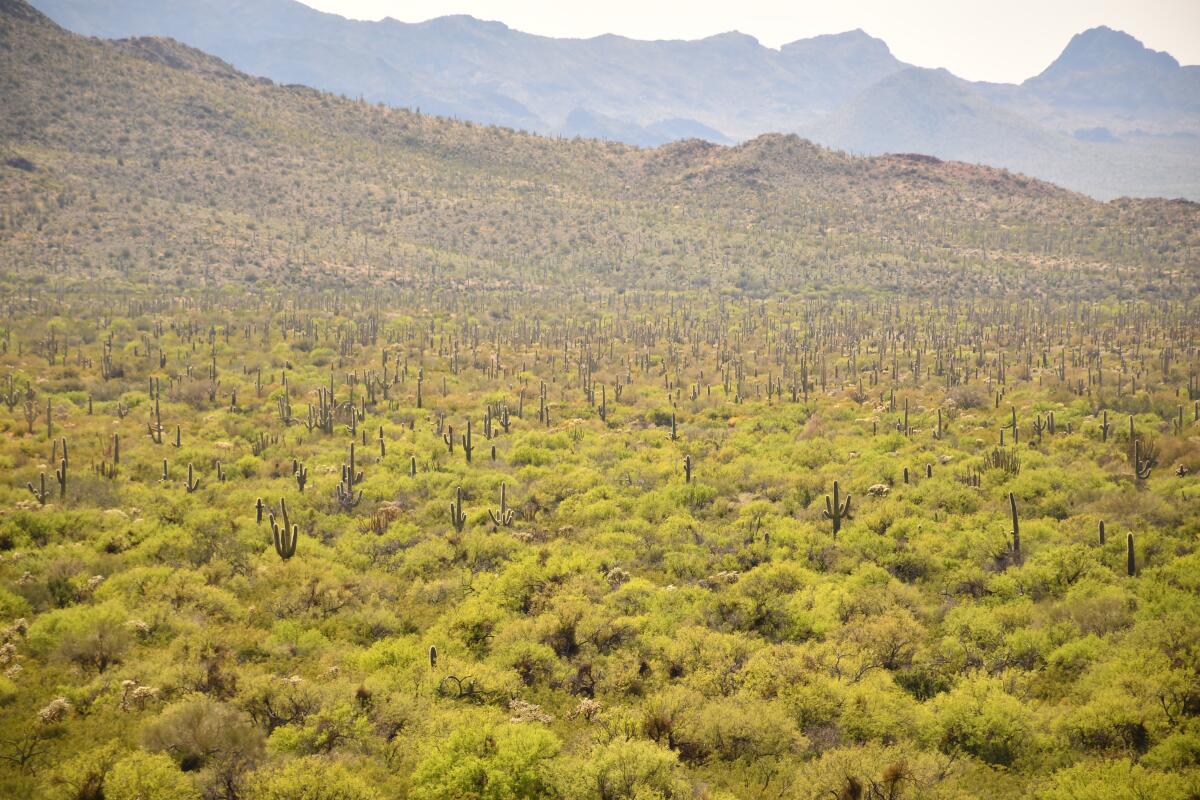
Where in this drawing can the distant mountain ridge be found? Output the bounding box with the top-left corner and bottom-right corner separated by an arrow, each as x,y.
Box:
28,0 -> 1200,199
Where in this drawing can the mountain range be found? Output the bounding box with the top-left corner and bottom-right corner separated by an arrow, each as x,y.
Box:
21,0 -> 1200,199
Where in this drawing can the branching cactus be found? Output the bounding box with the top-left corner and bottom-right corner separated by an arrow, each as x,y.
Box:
488,483 -> 515,527
450,486 -> 467,532
334,442 -> 363,510
1004,406 -> 1019,444
269,498 -> 299,560
1133,440 -> 1155,481
184,464 -> 201,493
147,396 -> 164,444
462,418 -> 474,463
27,472 -> 49,505
823,480 -> 853,536
1032,415 -> 1046,442
54,446 -> 67,498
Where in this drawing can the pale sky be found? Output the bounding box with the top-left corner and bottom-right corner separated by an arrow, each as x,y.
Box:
296,0 -> 1200,83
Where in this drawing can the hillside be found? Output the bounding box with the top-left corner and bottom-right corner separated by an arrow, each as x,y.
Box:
0,4 -> 1199,800
26,0 -> 1200,199
2,0 -> 1196,298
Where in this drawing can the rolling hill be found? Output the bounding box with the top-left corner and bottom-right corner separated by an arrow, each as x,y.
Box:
1,0 -> 1196,300
26,0 -> 1200,199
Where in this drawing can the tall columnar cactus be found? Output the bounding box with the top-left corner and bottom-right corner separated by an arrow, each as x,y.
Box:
27,472 -> 49,505
184,464 -> 201,493
670,412 -> 678,441
148,396 -> 163,444
55,438 -> 68,498
1099,410 -> 1111,442
462,418 -> 474,463
488,483 -> 515,527
269,498 -> 299,560
1133,440 -> 1154,481
450,486 -> 467,533
683,454 -> 692,484
294,461 -> 308,492
1005,406 -> 1018,444
1098,519 -> 1106,545
429,645 -> 438,670
1126,532 -> 1136,577
1008,492 -> 1021,565
335,443 -> 363,511
823,480 -> 853,537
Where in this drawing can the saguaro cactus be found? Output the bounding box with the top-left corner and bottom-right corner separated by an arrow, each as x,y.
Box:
462,418 -> 474,463
488,483 -> 515,527
1008,492 -> 1021,565
184,464 -> 201,493
1133,440 -> 1154,481
823,480 -> 853,536
1126,532 -> 1136,577
269,498 -> 299,560
55,452 -> 67,498
335,443 -> 363,511
450,487 -> 467,532
27,472 -> 49,505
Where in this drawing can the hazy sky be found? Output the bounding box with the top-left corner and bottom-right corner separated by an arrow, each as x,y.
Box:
297,0 -> 1199,83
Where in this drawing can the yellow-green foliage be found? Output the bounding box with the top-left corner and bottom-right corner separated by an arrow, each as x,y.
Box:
0,2 -> 1198,799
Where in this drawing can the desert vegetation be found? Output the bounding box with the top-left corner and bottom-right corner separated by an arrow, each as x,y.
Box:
0,2 -> 1198,799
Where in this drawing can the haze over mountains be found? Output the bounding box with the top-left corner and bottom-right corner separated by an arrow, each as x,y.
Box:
26,0 -> 1200,200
